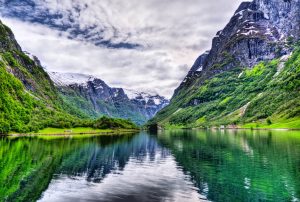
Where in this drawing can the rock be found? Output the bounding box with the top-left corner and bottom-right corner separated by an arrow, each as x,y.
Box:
175,0 -> 300,96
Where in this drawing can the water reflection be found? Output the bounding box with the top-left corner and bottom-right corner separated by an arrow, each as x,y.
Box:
158,129 -> 300,202
39,133 -> 204,202
0,130 -> 300,202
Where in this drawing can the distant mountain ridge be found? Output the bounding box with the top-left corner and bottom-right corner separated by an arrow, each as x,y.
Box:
49,72 -> 169,125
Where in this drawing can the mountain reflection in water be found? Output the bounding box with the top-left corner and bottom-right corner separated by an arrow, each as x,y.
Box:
0,129 -> 299,202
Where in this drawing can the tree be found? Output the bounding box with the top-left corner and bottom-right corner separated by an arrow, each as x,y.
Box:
0,119 -> 10,134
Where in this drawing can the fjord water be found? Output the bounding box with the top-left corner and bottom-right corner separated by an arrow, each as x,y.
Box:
0,130 -> 300,202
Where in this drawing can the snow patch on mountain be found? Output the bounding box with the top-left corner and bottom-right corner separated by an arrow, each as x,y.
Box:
49,72 -> 169,112
49,72 -> 96,87
124,89 -> 158,100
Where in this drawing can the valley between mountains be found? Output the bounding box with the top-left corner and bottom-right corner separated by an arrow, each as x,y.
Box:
0,20 -> 167,133
0,0 -> 300,134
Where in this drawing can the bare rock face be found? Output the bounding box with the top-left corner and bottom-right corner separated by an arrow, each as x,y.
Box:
175,0 -> 300,96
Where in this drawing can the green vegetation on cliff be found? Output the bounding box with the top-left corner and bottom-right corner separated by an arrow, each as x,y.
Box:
150,45 -> 300,129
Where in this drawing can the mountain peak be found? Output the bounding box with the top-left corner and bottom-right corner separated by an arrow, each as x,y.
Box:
174,0 -> 299,98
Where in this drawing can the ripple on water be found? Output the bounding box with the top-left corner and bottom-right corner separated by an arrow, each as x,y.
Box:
39,146 -> 208,202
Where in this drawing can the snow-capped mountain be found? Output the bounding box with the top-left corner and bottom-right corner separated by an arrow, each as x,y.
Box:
123,89 -> 169,120
124,89 -> 168,106
49,72 -> 97,87
49,72 -> 169,125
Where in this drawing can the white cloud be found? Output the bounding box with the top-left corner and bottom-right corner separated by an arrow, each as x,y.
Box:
1,0 -> 245,98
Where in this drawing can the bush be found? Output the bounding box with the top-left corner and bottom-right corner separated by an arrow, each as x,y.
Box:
266,118 -> 272,125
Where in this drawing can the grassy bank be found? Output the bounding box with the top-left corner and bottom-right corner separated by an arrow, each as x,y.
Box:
8,127 -> 140,137
157,117 -> 300,130
241,118 -> 300,130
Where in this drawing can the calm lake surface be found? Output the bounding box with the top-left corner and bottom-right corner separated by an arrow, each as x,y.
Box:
1,130 -> 300,202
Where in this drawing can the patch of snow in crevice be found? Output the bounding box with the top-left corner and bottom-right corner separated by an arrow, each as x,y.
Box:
265,28 -> 273,36
113,91 -> 119,97
196,66 -> 203,72
263,12 -> 269,20
153,98 -> 161,105
95,85 -> 104,90
240,30 -> 259,36
279,33 -> 285,40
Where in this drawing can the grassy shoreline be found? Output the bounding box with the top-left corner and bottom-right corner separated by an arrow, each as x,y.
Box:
6,127 -> 140,137
156,118 -> 300,131
162,127 -> 300,131
158,122 -> 300,131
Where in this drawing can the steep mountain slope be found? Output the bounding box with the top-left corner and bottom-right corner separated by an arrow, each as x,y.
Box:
0,20 -> 138,134
150,0 -> 300,129
49,72 -> 169,125
0,20 -> 91,133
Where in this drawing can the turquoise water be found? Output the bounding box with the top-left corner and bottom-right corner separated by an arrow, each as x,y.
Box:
1,130 -> 300,201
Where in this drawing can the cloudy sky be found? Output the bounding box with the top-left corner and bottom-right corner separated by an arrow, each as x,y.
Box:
0,0 -> 245,98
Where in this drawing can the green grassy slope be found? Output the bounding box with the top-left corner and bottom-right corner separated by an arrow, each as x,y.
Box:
149,45 -> 300,129
0,50 -> 94,133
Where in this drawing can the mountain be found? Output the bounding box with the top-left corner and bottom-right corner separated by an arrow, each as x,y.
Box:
0,20 -> 90,133
49,72 -> 169,125
150,0 -> 300,129
0,20 -> 138,134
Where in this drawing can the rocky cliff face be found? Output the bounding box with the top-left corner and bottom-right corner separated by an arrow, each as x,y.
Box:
175,0 -> 300,96
49,72 -> 169,125
0,20 -> 60,102
151,0 -> 300,128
